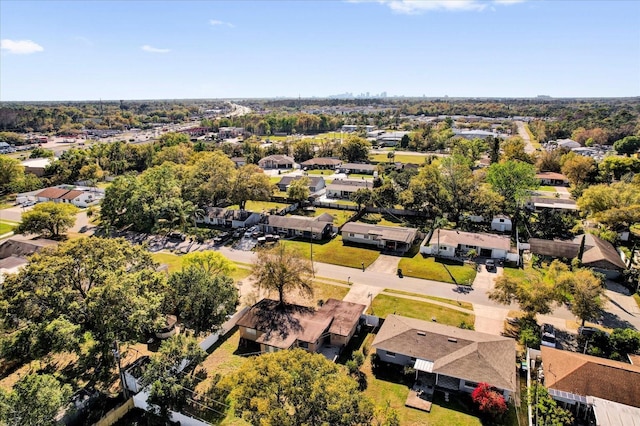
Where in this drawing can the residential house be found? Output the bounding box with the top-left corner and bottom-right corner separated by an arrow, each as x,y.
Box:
230,157 -> 246,167
420,229 -> 512,260
277,176 -> 326,194
237,298 -> 365,358
372,315 -> 517,399
341,222 -> 418,254
536,171 -> 569,186
587,397 -> 640,426
300,157 -> 343,170
526,196 -> 578,212
491,215 -> 512,232
556,138 -> 581,149
325,179 -> 371,199
528,233 -> 626,279
0,236 -> 58,284
338,163 -> 378,175
201,208 -> 262,229
540,346 -> 640,410
258,155 -> 296,169
261,214 -> 334,240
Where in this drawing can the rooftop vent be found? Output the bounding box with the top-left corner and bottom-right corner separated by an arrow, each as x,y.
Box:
448,338 -> 458,343
417,331 -> 426,336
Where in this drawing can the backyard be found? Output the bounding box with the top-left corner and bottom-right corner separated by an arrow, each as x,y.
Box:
227,200 -> 290,213
369,153 -> 429,165
291,207 -> 354,226
151,251 -> 253,282
398,251 -> 477,285
368,294 -> 475,328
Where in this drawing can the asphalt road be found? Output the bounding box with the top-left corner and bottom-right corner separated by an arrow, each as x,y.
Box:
515,121 -> 536,154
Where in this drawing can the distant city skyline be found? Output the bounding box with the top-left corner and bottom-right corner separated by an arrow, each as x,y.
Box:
1,0 -> 639,101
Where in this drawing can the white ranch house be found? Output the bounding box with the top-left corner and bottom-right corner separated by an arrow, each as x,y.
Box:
421,229 -> 515,261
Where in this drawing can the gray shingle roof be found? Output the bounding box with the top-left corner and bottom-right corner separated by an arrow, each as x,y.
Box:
342,222 -> 418,244
372,315 -> 516,392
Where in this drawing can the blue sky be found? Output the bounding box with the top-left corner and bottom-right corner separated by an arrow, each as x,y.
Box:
1,0 -> 639,101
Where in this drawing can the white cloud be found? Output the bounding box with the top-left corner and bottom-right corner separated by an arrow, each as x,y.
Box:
209,19 -> 235,28
0,39 -> 44,55
141,44 -> 170,53
350,0 -> 524,14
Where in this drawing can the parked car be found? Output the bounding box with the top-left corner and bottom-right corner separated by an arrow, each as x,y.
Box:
578,326 -> 602,337
167,232 -> 186,242
485,259 -> 496,272
541,323 -> 556,348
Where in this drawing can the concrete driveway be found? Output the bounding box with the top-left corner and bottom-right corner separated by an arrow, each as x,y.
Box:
472,263 -> 502,290
367,254 -> 401,274
0,205 -> 33,223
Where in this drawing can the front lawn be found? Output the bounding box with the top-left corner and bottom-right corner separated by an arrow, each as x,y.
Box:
398,254 -> 477,285
634,293 -> 640,310
281,235 -> 380,269
537,186 -> 558,192
0,221 -> 15,235
383,289 -> 473,311
369,294 -> 475,327
358,212 -> 404,227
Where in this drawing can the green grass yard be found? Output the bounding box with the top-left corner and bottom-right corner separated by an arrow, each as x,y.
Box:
398,254 -> 477,285
369,153 -> 429,165
634,293 -> 640,310
369,294 -> 474,327
228,200 -> 290,213
281,235 -> 380,269
0,222 -> 16,235
291,207 -> 354,226
383,289 -> 473,311
537,186 -> 558,192
151,251 -> 252,282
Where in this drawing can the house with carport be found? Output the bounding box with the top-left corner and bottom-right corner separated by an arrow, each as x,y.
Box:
372,315 -> 517,399
200,207 -> 262,229
420,229 -> 514,260
341,222 -> 418,254
300,157 -> 343,170
325,179 -> 372,199
276,176 -> 326,194
261,214 -> 334,240
536,171 -> 569,186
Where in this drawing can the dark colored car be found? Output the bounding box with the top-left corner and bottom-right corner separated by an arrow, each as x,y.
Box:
485,259 -> 496,272
541,323 -> 556,348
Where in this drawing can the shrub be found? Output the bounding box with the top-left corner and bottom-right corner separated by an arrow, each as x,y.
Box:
472,382 -> 508,417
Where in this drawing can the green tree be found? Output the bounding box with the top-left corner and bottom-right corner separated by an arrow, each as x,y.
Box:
565,269 -> 606,327
0,238 -> 166,379
350,187 -> 374,211
166,265 -> 238,334
0,155 -> 24,194
78,163 -> 104,185
0,373 -> 72,426
16,201 -> 78,238
253,244 -> 313,306
287,176 -> 310,204
223,349 -> 375,426
153,144 -> 194,165
577,181 -> 640,229
182,250 -> 235,276
292,140 -> 314,163
340,135 -> 371,163
29,147 -> 55,159
485,160 -> 538,213
560,152 -> 597,188
144,335 -> 207,420
231,164 -> 273,210
501,136 -> 531,163
185,151 -> 236,206
613,135 -> 640,156
489,272 -> 560,319
157,131 -> 190,148
528,383 -> 573,426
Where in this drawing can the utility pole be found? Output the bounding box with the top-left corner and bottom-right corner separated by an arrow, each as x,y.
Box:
112,340 -> 129,399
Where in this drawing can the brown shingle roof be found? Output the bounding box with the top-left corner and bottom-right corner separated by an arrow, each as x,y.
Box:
341,163 -> 377,172
326,179 -> 371,192
36,187 -> 70,199
236,298 -> 364,349
58,190 -> 84,200
372,315 -> 516,392
301,157 -> 343,167
536,172 -> 569,181
529,234 -> 626,270
258,155 -> 295,165
541,346 -> 640,408
0,236 -> 58,259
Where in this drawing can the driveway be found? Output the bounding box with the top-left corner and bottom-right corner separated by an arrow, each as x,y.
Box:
473,305 -> 511,336
0,205 -> 33,223
472,264 -> 502,291
366,254 -> 401,274
342,283 -> 382,307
